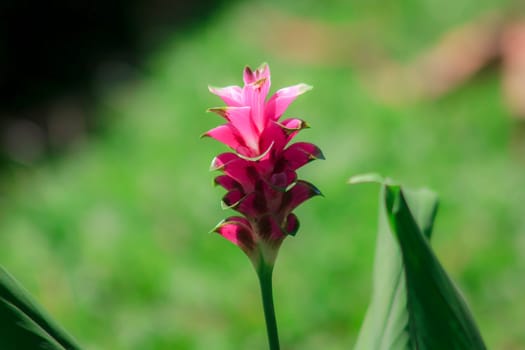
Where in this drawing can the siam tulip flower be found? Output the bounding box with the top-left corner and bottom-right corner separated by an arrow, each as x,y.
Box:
203,63 -> 323,350
204,63 -> 323,266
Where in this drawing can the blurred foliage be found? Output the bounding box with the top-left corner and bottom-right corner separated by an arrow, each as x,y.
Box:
0,0 -> 524,349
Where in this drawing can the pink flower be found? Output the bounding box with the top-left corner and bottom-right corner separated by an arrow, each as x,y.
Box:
204,64 -> 323,266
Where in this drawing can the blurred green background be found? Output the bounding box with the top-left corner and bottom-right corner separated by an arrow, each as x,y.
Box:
1,0 -> 525,349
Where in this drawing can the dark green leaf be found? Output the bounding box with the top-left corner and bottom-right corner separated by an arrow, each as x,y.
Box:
354,182 -> 486,350
0,266 -> 82,349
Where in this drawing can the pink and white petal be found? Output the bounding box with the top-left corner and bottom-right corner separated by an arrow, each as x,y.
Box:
213,216 -> 255,251
247,64 -> 270,98
240,84 -> 256,109
203,124 -> 245,150
223,106 -> 251,122
281,180 -> 322,214
257,63 -> 271,82
238,85 -> 265,134
249,82 -> 270,131
265,83 -> 312,121
208,85 -> 243,106
208,106 -> 250,123
242,65 -> 271,132
283,142 -> 325,170
223,107 -> 259,152
253,70 -> 271,107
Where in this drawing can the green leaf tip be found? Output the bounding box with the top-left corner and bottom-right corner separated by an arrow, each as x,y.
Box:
0,266 -> 82,350
354,184 -> 485,350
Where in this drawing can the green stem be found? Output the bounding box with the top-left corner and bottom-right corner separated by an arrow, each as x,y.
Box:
257,262 -> 280,350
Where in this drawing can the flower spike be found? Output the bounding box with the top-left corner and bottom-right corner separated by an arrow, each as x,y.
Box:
204,64 -> 323,267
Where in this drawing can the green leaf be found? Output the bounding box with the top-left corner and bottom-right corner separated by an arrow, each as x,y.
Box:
354,183 -> 486,350
0,266 -> 82,349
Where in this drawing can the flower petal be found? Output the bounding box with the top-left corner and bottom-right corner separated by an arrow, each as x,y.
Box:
269,170 -> 297,190
281,180 -> 322,213
222,107 -> 259,152
256,179 -> 282,212
242,81 -> 270,133
259,121 -> 288,157
221,190 -> 267,218
236,191 -> 267,218
207,107 -> 229,120
213,216 -> 255,252
225,163 -> 258,192
211,153 -> 258,191
257,214 -> 286,241
214,175 -> 241,191
245,87 -> 266,133
243,66 -> 256,85
279,118 -> 310,143
236,141 -> 274,162
222,189 -> 245,209
203,124 -> 244,150
284,213 -> 300,236
243,63 -> 270,85
282,142 -> 325,171
208,85 -> 243,106
210,152 -> 239,171
243,65 -> 271,128
209,106 -> 262,157
266,83 -> 312,121
280,118 -> 309,130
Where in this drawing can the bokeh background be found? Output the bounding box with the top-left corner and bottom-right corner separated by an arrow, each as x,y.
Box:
1,0 -> 525,349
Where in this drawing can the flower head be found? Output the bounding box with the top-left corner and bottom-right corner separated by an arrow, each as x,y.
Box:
204,64 -> 323,267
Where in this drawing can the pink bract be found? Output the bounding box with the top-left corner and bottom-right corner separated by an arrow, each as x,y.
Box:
205,64 -> 323,265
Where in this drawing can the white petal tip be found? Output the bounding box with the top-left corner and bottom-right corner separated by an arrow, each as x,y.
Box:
299,84 -> 313,93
